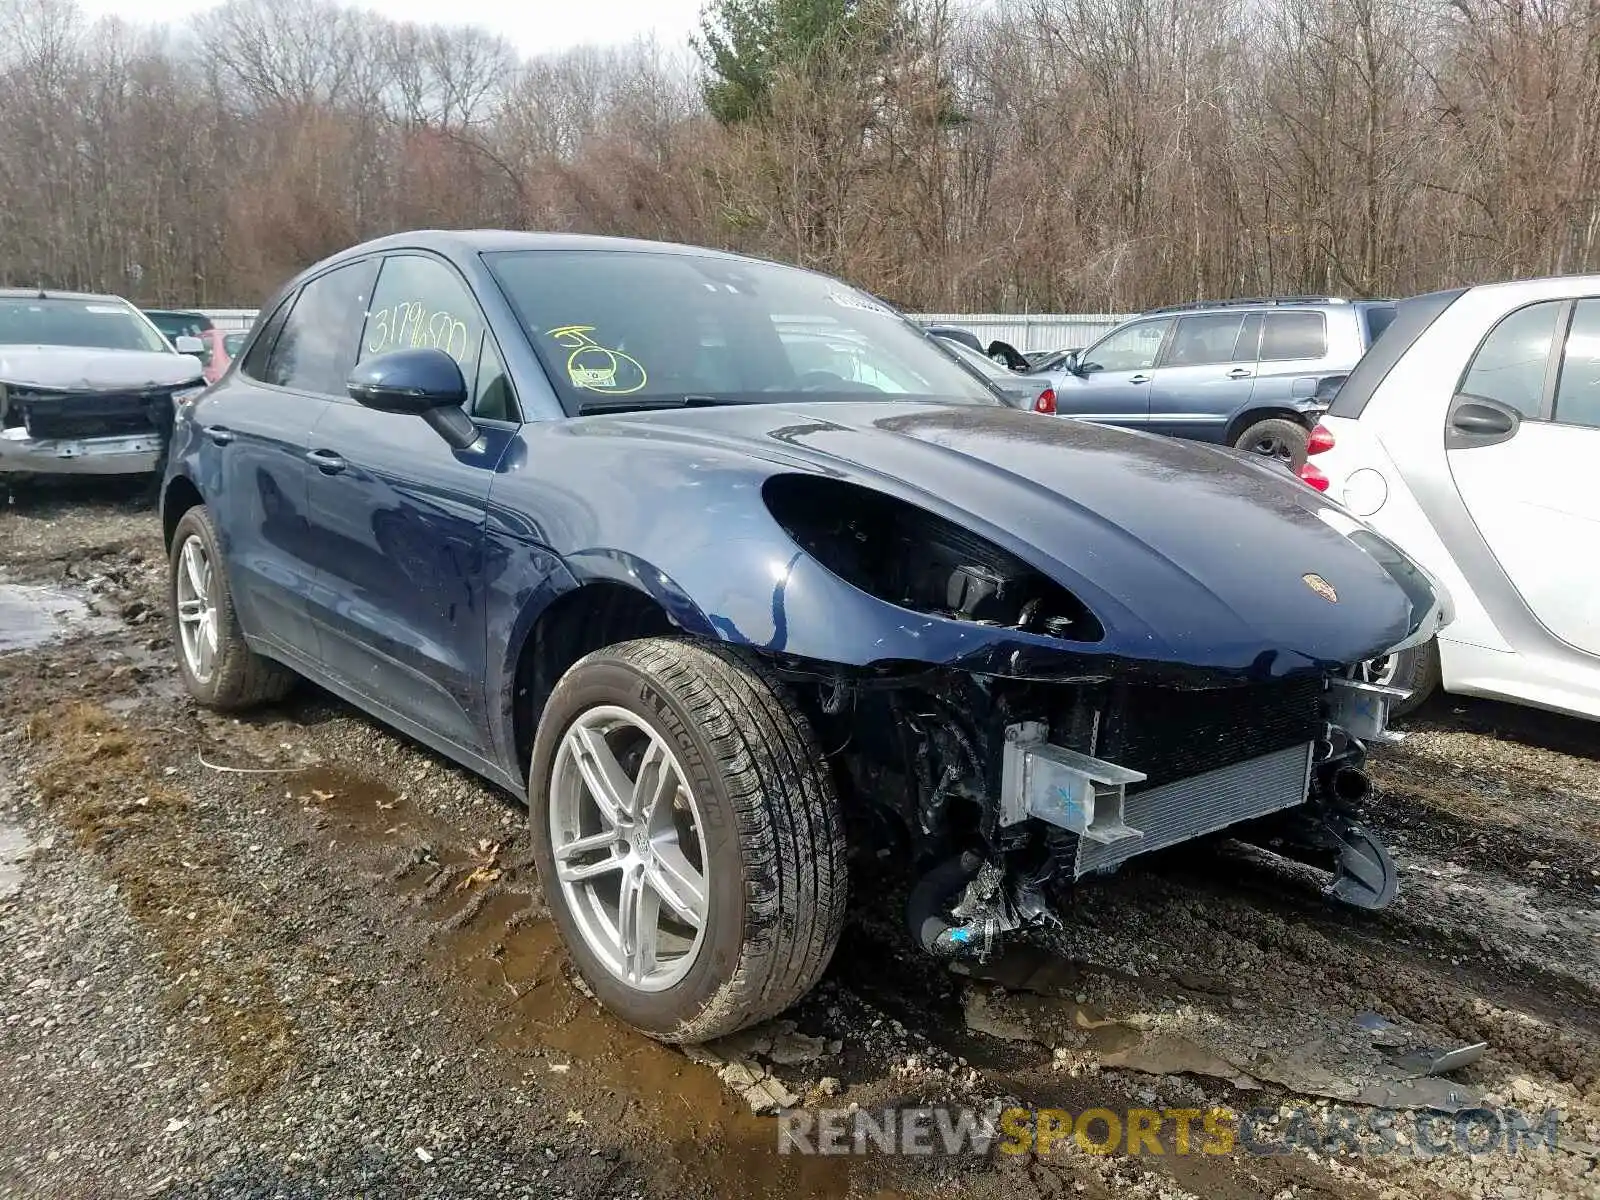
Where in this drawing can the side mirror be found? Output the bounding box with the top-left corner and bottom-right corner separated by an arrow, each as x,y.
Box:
347,348 -> 480,450
174,334 -> 205,356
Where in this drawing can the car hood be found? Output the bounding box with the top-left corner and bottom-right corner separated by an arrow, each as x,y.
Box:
558,401 -> 1441,678
0,345 -> 201,392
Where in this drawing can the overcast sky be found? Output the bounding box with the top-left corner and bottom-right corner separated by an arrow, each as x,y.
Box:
75,0 -> 707,56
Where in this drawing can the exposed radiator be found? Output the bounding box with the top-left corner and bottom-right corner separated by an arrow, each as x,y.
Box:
1073,740 -> 1313,877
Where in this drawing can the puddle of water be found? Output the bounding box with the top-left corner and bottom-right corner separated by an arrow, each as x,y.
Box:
0,822 -> 36,900
0,583 -> 89,652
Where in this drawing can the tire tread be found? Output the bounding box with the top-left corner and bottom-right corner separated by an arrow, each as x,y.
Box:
558,637 -> 846,1042
170,506 -> 295,710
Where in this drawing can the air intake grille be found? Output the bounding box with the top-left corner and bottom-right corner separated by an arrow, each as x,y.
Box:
14,389 -> 165,440
1074,741 -> 1313,876
1098,676 -> 1322,790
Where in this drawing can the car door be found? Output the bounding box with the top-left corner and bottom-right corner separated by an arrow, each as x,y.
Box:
301,252 -> 519,756
1250,310 -> 1329,411
1147,312 -> 1260,442
1053,316 -> 1173,428
196,260 -> 378,658
1446,296 -> 1600,657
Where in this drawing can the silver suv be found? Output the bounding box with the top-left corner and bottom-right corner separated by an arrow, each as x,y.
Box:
1048,296 -> 1396,465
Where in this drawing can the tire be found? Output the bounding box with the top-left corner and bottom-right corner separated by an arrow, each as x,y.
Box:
168,505 -> 295,710
528,637 -> 847,1043
1361,639 -> 1441,718
1234,417 -> 1309,470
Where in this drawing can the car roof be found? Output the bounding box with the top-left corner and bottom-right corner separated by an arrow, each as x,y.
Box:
1140,296 -> 1392,316
0,288 -> 135,305
329,229 -> 765,266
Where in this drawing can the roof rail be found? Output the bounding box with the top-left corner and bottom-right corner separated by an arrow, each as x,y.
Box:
1143,296 -> 1350,314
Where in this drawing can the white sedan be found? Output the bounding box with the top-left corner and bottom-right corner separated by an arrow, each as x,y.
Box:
1299,276 -> 1600,720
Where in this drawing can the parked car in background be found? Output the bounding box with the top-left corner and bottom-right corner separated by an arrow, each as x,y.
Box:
1048,297 -> 1396,466
931,330 -> 1057,411
143,309 -> 214,347
1302,278 -> 1600,721
1026,347 -> 1081,373
160,230 -> 1442,1043
923,323 -> 985,355
194,328 -> 232,383
1,290 -> 206,479
924,322 -> 1028,371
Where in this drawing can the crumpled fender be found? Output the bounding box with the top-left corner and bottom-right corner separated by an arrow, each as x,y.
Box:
488,401 -> 1444,685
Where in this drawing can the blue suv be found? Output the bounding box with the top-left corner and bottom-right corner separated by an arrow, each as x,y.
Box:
1049,297 -> 1396,464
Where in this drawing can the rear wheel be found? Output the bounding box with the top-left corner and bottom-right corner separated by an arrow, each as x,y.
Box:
528,638 -> 847,1043
1234,417 -> 1309,470
168,506 -> 295,709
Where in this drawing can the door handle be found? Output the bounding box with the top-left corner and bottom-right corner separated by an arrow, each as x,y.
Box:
1451,402 -> 1515,437
204,425 -> 235,446
304,448 -> 347,475
1129,374 -> 1151,384
1226,368 -> 1254,379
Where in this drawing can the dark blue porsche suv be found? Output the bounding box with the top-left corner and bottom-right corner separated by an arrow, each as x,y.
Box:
162,231 -> 1446,1043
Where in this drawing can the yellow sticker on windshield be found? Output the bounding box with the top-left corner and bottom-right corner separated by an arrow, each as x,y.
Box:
546,325 -> 648,394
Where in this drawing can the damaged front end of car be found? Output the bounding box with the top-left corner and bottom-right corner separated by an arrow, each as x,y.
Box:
0,351 -> 204,480
751,464 -> 1446,964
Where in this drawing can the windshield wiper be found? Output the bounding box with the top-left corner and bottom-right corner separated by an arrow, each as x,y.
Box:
576,394 -> 734,415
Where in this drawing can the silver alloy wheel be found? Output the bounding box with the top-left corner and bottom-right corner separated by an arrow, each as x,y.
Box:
548,705 -> 711,993
1358,653 -> 1400,687
175,534 -> 219,684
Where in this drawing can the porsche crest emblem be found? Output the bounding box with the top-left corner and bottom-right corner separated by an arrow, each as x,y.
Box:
1302,573 -> 1338,603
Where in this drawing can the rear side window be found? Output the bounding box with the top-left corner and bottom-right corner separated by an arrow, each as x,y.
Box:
1164,313 -> 1246,366
1328,288 -> 1466,419
1459,300 -> 1563,419
1554,299 -> 1600,429
264,259 -> 379,395
239,296 -> 291,381
1362,305 -> 1398,345
1260,312 -> 1327,361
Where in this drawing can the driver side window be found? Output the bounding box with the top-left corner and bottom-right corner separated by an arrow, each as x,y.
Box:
360,255 -> 485,405
1083,319 -> 1173,373
1460,300 -> 1563,419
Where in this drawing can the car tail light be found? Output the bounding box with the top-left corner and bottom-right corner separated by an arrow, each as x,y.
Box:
1033,388 -> 1056,414
1306,423 -> 1335,455
1298,461 -> 1330,492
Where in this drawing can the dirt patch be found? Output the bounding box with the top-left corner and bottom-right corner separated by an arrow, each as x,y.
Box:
23,701 -> 299,1101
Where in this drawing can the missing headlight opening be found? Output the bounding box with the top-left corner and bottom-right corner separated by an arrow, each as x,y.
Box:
763,474 -> 1104,641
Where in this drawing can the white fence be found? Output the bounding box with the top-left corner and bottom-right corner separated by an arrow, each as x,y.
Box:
913,313 -> 1133,352
198,308 -> 259,332
200,309 -> 1133,352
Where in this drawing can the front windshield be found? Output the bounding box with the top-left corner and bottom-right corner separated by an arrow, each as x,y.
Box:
0,298 -> 171,353
485,249 -> 999,412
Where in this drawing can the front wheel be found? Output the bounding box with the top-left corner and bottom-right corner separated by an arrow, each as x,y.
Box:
528,638 -> 847,1043
1357,639 -> 1440,718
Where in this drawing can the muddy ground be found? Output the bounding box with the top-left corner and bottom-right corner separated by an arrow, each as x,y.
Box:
1,482 -> 1596,1199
